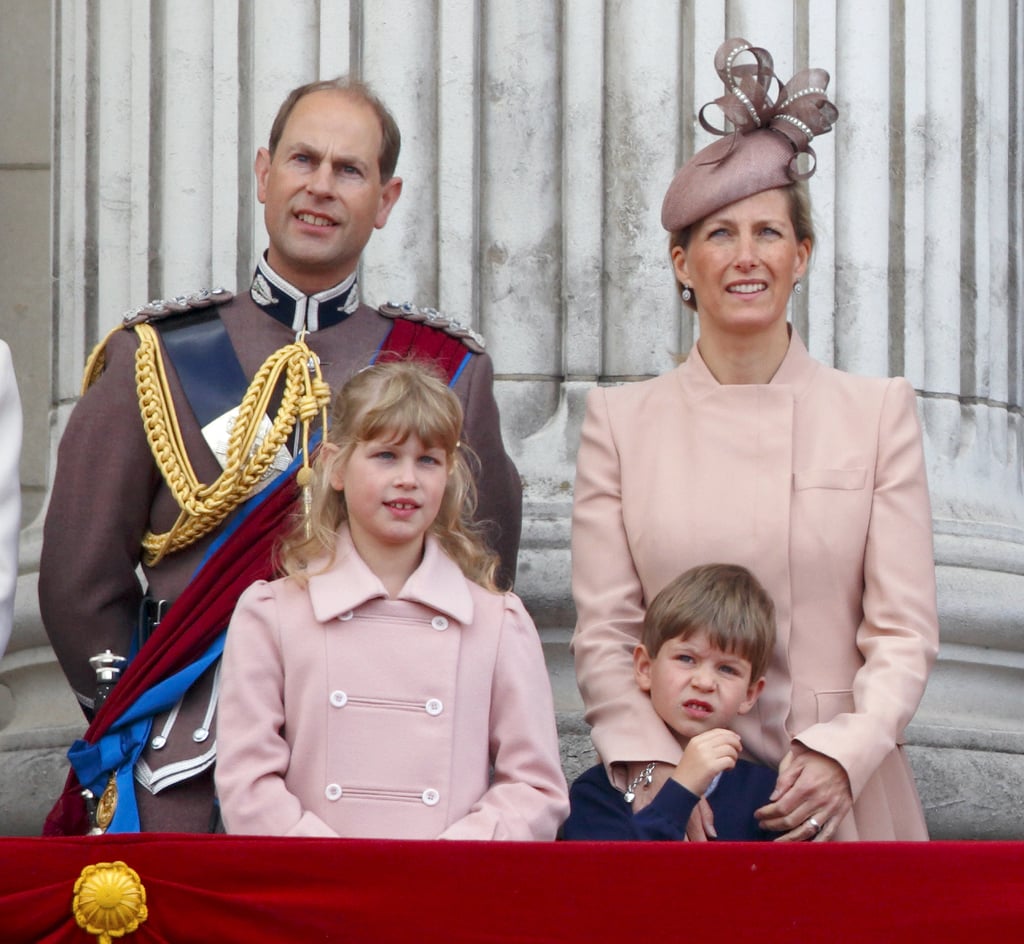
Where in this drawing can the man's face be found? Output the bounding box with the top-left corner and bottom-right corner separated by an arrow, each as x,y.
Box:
255,90 -> 402,294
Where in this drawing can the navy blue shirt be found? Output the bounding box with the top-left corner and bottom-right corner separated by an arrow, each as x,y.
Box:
563,760 -> 777,841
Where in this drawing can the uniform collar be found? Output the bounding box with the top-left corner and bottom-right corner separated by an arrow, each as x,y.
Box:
249,255 -> 360,333
307,527 -> 476,625
678,326 -> 819,399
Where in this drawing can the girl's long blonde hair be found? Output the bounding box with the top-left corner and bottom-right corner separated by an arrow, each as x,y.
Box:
277,359 -> 500,592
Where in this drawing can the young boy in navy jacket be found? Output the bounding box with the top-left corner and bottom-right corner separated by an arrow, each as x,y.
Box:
564,563 -> 776,841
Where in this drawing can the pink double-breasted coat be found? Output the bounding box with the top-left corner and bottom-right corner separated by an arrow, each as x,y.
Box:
216,528 -> 568,840
571,332 -> 939,840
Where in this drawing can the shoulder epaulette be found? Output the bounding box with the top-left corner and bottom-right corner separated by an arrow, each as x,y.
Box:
82,288 -> 235,394
379,301 -> 486,354
121,287 -> 235,327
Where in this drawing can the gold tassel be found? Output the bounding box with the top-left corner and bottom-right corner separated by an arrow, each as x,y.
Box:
297,465 -> 313,539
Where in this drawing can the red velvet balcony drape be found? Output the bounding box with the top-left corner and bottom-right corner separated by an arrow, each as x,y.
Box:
1,836 -> 1021,943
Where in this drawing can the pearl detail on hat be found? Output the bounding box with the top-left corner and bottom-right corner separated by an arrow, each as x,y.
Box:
779,86 -> 828,108
660,37 -> 839,233
724,40 -> 772,128
775,113 -> 815,141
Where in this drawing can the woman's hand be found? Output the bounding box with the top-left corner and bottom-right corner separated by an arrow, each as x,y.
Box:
755,745 -> 852,841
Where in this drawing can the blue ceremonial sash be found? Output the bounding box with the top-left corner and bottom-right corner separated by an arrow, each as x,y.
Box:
67,636 -> 225,832
65,440 -> 315,833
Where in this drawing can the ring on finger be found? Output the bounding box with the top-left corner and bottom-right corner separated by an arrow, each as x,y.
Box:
807,816 -> 822,833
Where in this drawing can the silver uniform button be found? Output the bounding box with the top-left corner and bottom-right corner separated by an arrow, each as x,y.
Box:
425,698 -> 443,716
329,690 -> 348,708
430,616 -> 449,631
339,611 -> 354,622
325,783 -> 343,801
422,788 -> 440,806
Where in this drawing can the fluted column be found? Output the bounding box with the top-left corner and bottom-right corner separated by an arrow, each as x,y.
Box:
908,0 -> 1024,837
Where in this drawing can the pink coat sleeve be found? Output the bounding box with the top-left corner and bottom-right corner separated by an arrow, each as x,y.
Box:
793,378 -> 939,796
438,593 -> 569,840
569,387 -> 682,785
215,581 -> 338,837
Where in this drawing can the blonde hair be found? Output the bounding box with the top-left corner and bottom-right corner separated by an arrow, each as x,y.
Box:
277,360 -> 499,591
641,563 -> 776,680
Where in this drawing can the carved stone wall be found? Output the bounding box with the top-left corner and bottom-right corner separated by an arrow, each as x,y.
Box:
1,0 -> 1021,838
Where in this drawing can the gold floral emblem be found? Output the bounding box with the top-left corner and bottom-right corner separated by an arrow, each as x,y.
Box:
73,861 -> 149,943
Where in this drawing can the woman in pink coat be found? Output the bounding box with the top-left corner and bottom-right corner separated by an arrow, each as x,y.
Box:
571,39 -> 938,841
216,361 -> 568,840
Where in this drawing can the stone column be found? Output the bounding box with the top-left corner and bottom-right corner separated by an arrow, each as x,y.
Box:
904,1 -> 1024,837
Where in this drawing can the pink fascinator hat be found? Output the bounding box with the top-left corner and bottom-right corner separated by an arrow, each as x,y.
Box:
661,38 -> 839,233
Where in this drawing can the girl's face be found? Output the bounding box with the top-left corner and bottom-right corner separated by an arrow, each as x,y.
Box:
671,188 -> 810,344
328,430 -> 449,564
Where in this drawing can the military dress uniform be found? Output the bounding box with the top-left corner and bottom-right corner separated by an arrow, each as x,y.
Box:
39,256 -> 523,833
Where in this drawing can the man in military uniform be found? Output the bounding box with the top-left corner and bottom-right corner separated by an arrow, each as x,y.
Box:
39,78 -> 522,833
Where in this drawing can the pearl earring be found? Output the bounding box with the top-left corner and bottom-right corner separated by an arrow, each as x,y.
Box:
793,282 -> 803,295
681,286 -> 693,301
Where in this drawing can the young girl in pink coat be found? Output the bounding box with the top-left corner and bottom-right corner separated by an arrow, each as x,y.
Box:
215,361 -> 568,839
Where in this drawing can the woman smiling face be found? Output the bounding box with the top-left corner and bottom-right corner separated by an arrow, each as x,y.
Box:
671,187 -> 811,348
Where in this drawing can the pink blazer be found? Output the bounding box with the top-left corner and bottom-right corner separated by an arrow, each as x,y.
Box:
571,332 -> 939,840
216,529 -> 568,840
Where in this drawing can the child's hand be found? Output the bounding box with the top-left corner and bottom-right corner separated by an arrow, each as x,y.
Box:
671,728 -> 742,797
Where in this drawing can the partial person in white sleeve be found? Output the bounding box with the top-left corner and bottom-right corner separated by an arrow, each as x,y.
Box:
0,340 -> 22,660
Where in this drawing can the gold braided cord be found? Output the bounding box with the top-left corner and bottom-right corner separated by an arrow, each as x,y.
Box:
133,323 -> 330,565
81,325 -> 129,396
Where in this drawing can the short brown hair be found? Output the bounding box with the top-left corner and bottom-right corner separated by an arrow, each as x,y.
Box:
669,181 -> 814,311
641,564 -> 776,680
267,77 -> 401,181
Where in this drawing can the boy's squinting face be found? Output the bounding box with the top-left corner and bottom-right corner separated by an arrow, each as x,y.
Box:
634,628 -> 764,741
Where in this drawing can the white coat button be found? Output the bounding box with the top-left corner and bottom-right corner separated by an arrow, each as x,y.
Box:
431,616 -> 449,631
339,611 -> 354,622
425,698 -> 443,716
325,783 -> 343,801
329,690 -> 348,708
422,788 -> 440,806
